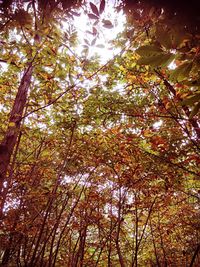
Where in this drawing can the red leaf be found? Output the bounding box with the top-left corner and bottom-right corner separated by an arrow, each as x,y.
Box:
102,20 -> 113,29
93,27 -> 97,35
70,11 -> 80,16
88,13 -> 99,20
99,0 -> 105,14
90,2 -> 99,16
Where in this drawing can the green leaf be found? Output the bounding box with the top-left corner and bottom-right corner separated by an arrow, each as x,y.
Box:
156,26 -> 172,49
57,69 -> 66,80
136,45 -> 163,57
189,102 -> 200,119
182,79 -> 200,87
155,26 -> 187,49
137,53 -> 174,67
171,30 -> 186,48
170,62 -> 193,82
181,93 -> 200,106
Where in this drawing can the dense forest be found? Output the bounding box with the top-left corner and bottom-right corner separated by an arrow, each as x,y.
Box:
0,0 -> 200,266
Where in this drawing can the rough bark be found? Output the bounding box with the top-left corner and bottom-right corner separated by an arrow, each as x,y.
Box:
0,63 -> 33,213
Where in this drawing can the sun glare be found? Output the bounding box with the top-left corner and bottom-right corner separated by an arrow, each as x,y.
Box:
71,1 -> 126,63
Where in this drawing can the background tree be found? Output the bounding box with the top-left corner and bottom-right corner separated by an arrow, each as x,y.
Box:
0,0 -> 200,266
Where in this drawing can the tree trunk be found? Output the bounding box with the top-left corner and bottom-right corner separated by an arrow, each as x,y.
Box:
189,243 -> 200,267
0,63 -> 33,215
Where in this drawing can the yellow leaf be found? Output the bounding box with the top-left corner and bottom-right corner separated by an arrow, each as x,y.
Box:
43,28 -> 49,34
143,130 -> 153,137
9,122 -> 15,127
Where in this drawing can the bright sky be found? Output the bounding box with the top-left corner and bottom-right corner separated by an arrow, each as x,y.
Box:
72,1 -> 126,63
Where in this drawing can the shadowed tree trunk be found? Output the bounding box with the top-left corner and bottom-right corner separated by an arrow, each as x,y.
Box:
0,63 -> 33,216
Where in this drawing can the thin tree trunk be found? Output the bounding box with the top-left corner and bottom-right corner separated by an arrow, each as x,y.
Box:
1,197 -> 23,266
79,226 -> 87,267
134,196 -> 138,267
0,131 -> 22,219
150,218 -> 160,267
115,190 -> 125,267
0,63 -> 33,215
157,212 -> 168,267
189,243 -> 200,267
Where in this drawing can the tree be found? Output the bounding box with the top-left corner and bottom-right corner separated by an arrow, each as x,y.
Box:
0,0 -> 199,266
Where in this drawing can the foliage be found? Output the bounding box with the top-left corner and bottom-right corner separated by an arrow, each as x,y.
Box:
0,0 -> 199,266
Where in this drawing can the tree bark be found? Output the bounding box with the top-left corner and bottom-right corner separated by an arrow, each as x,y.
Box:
189,243 -> 200,267
0,63 -> 33,214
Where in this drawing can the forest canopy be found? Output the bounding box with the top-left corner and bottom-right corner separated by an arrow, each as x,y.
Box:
0,0 -> 200,266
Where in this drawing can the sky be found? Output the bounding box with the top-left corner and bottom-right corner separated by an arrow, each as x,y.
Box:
72,1 -> 126,63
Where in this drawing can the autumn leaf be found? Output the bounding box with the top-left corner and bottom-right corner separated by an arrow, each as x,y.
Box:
90,2 -> 99,16
88,13 -> 99,20
102,19 -> 113,29
99,0 -> 106,14
0,2 -> 199,267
